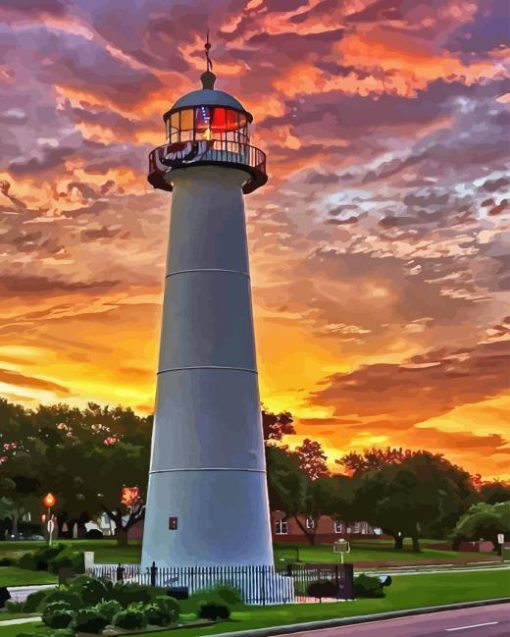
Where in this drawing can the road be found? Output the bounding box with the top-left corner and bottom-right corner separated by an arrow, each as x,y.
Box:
274,604 -> 510,637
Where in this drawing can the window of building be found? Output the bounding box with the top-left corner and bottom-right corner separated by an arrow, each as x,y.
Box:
334,521 -> 344,534
306,517 -> 315,530
353,522 -> 360,534
275,520 -> 288,535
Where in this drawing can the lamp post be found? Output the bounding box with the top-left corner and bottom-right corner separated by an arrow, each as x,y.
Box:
43,493 -> 56,546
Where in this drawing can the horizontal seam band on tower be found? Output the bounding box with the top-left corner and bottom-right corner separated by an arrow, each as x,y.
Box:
149,468 -> 266,475
157,366 -> 257,375
166,268 -> 250,279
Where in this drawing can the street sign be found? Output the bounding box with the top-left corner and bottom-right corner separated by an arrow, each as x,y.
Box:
498,533 -> 504,544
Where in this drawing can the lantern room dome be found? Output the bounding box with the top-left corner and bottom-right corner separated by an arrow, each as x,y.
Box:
170,89 -> 250,117
164,70 -> 253,122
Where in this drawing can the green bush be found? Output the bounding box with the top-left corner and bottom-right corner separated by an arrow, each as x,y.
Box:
48,547 -> 84,575
5,601 -> 25,613
0,557 -> 14,566
68,576 -> 114,605
95,599 -> 122,623
143,603 -> 173,627
24,589 -> 50,612
111,582 -> 152,606
354,574 -> 385,598
112,608 -> 147,630
42,590 -> 82,611
42,602 -> 74,629
198,602 -> 231,621
154,595 -> 180,619
212,585 -> 244,607
18,545 -> 64,571
74,607 -> 110,634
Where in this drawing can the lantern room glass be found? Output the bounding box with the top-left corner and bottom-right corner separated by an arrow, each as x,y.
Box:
167,107 -> 249,146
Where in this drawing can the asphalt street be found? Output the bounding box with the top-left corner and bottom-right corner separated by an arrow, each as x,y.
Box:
274,604 -> 510,637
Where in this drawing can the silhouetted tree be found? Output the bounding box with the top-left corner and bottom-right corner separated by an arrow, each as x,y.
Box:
261,408 -> 295,442
479,481 -> 510,504
296,438 -> 329,480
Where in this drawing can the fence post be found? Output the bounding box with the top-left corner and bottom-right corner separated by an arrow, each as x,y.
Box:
116,564 -> 124,582
150,561 -> 157,587
334,565 -> 340,599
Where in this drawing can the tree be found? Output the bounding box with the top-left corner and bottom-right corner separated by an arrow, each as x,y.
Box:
337,447 -> 421,477
295,439 -> 329,480
0,399 -> 152,545
479,481 -> 510,505
451,502 -> 510,554
262,408 -> 295,442
265,446 -> 339,545
354,452 -> 477,552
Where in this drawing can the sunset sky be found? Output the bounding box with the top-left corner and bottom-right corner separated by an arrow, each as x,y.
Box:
0,0 -> 509,480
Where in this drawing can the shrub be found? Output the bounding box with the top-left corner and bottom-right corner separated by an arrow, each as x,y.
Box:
198,602 -> 231,621
74,607 -> 110,634
94,600 -> 122,623
306,580 -> 338,600
354,574 -> 385,598
18,545 -> 64,571
212,585 -> 243,607
5,601 -> 25,613
42,590 -> 82,611
112,608 -> 147,630
0,557 -> 14,566
24,589 -> 50,612
48,547 -> 84,575
85,529 -> 104,540
154,595 -> 180,620
42,602 -> 74,629
68,576 -> 114,605
111,582 -> 152,606
143,603 -> 173,627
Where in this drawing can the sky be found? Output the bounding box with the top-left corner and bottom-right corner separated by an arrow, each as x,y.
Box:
0,0 -> 509,480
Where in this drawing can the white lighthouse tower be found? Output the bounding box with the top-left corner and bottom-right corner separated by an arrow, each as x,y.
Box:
141,41 -> 272,568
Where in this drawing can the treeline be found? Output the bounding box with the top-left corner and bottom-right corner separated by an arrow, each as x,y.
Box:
1,399 -> 509,551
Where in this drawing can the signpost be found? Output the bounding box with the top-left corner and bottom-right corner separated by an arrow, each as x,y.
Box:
333,538 -> 351,565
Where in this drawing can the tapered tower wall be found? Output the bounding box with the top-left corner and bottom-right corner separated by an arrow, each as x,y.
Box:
141,166 -> 273,568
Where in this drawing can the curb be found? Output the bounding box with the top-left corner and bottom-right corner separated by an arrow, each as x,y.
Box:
210,598 -> 510,637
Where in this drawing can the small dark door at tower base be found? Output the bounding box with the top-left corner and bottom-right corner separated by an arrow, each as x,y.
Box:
335,563 -> 354,599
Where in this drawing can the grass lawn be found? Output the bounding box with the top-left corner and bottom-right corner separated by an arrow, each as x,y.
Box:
1,538 -> 492,570
0,570 -> 507,637
0,567 -> 56,586
273,540 -> 490,565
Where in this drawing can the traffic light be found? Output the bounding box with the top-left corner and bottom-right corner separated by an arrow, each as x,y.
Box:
168,517 -> 178,530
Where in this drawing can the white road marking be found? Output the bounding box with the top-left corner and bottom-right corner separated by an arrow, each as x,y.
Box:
445,621 -> 499,631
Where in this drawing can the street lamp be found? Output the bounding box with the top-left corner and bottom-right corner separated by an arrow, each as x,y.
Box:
43,493 -> 56,546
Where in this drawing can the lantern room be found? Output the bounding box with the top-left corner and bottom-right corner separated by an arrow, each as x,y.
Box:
148,70 -> 267,194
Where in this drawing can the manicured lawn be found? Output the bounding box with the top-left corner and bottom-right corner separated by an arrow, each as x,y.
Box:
0,567 -> 56,586
0,570 -> 508,637
1,539 -> 492,570
129,570 -> 510,636
273,540 -> 490,565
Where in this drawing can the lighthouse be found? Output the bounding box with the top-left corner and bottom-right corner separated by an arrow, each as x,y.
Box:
141,41 -> 273,568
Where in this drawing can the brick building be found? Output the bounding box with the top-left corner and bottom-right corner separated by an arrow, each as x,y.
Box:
271,511 -> 375,544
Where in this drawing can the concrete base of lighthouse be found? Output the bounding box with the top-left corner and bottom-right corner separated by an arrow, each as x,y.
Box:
141,166 -> 273,570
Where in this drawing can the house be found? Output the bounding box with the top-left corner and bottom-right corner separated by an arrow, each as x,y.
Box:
271,511 -> 376,544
